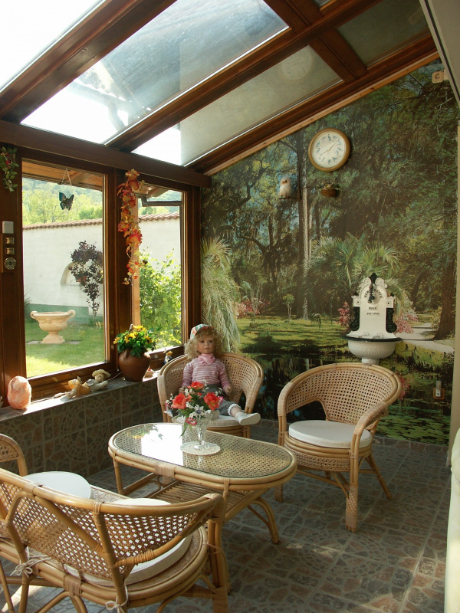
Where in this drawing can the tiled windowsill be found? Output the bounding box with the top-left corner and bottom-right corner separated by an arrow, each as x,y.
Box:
0,372 -> 159,423
0,372 -> 162,477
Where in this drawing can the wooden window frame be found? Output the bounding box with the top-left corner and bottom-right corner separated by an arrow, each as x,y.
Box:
0,144 -> 202,402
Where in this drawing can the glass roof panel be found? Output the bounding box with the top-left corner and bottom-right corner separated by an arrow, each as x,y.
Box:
338,0 -> 429,66
135,47 -> 340,165
22,0 -> 286,144
0,0 -> 101,91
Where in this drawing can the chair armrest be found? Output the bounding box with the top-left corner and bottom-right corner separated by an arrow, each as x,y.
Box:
0,434 -> 28,476
350,402 -> 388,452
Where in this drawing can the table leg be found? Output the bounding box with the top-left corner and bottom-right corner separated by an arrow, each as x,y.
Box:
112,458 -> 126,496
248,498 -> 279,544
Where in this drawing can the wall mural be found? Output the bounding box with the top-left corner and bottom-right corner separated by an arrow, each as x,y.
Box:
201,62 -> 459,445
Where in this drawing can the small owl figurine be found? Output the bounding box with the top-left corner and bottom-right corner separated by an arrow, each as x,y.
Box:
279,176 -> 292,198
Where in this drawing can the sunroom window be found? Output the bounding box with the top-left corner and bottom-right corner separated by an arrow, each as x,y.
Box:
134,185 -> 183,350
22,160 -> 105,377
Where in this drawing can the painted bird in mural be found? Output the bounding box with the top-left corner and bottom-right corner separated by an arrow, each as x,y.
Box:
59,192 -> 74,211
278,176 -> 292,198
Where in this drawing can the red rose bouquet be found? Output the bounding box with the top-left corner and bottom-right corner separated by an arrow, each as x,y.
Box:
165,381 -> 223,431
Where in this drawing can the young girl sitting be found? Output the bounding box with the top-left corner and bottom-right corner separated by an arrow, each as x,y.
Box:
181,324 -> 261,426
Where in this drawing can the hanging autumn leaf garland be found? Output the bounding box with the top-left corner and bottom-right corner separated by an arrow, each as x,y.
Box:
117,169 -> 145,284
0,146 -> 19,192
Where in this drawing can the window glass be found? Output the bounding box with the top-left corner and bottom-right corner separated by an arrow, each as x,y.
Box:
0,0 -> 101,91
22,0 -> 287,144
338,0 -> 429,65
137,186 -> 182,349
136,47 -> 340,165
23,160 -> 105,377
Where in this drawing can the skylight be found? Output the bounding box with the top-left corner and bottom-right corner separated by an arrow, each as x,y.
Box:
338,0 -> 429,65
135,47 -> 341,166
22,0 -> 286,144
0,0 -> 101,91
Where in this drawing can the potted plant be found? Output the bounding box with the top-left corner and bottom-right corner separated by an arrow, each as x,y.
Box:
113,325 -> 155,381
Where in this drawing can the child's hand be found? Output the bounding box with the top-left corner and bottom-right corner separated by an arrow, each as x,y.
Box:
224,385 -> 232,395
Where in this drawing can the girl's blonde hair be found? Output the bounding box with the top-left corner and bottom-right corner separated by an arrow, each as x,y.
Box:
185,325 -> 224,360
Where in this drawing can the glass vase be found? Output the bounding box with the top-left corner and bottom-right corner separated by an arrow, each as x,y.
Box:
180,415 -> 220,455
194,416 -> 208,450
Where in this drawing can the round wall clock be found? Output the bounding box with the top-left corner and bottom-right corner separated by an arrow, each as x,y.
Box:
308,128 -> 350,172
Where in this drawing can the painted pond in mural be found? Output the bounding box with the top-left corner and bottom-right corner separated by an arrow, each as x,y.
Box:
239,317 -> 452,446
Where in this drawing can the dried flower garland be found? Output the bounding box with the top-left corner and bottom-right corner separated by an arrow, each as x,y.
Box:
0,146 -> 19,192
117,169 -> 145,284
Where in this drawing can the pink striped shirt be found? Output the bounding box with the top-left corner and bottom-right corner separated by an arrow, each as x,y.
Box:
182,357 -> 230,389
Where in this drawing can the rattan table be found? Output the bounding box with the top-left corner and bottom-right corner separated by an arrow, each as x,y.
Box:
108,423 -> 296,543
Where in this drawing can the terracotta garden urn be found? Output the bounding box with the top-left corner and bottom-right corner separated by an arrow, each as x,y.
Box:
118,350 -> 151,381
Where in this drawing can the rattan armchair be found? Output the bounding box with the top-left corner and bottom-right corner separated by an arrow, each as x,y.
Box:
277,362 -> 402,532
0,467 -> 229,613
158,352 -> 264,438
0,433 -> 29,613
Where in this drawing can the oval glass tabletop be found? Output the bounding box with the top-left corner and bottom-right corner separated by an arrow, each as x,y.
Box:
111,423 -> 294,479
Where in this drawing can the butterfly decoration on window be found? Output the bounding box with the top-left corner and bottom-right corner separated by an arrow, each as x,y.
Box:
59,192 -> 74,211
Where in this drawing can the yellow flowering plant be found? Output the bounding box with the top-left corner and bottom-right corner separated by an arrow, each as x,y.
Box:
113,325 -> 155,358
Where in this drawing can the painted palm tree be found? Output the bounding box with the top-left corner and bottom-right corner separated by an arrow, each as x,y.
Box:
308,234 -> 405,308
201,238 -> 240,351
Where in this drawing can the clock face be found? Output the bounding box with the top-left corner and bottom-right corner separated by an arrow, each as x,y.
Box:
364,288 -> 382,305
308,129 -> 350,172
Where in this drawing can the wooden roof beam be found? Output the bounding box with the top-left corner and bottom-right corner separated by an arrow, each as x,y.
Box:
267,0 -> 376,80
108,0 -> 381,151
0,0 -> 176,123
189,35 -> 437,174
0,119 -> 209,188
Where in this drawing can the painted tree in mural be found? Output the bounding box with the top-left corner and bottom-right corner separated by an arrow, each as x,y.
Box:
278,132 -> 310,319
201,238 -> 240,351
202,147 -> 300,309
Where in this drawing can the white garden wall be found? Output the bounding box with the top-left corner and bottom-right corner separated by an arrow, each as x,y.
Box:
23,213 -> 180,315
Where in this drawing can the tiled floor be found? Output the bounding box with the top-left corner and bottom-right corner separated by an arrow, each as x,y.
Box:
0,423 -> 451,612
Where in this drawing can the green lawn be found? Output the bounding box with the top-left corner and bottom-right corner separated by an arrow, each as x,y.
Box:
25,320 -> 105,377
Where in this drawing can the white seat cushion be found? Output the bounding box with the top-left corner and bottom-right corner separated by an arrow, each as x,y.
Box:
65,499 -> 192,585
26,471 -> 92,499
289,420 -> 373,449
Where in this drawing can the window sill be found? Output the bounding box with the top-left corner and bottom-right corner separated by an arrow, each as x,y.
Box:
0,372 -> 159,423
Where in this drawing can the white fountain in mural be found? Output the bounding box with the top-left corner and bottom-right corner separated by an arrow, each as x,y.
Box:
345,273 -> 401,364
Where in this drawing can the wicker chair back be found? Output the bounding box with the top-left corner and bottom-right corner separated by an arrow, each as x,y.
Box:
281,363 -> 400,426
0,468 -> 221,584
